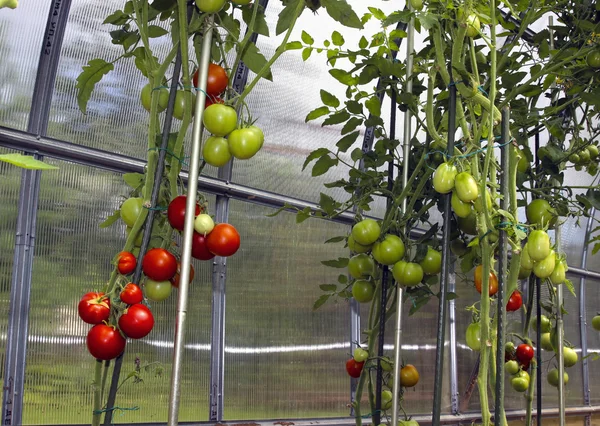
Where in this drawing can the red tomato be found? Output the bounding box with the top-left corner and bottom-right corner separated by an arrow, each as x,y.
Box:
516,343 -> 535,365
142,248 -> 178,281
117,251 -> 137,275
192,231 -> 216,260
167,195 -> 202,232
118,304 -> 154,339
206,223 -> 240,257
474,265 -> 499,296
346,358 -> 364,378
120,283 -> 143,305
170,262 -> 195,288
86,324 -> 126,360
78,292 -> 111,325
193,63 -> 229,96
506,290 -> 523,312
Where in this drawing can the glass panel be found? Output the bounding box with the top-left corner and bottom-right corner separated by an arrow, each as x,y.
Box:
585,277 -> 600,406
0,146 -> 23,382
23,158 -> 212,424
224,200 -> 350,419
0,2 -> 51,130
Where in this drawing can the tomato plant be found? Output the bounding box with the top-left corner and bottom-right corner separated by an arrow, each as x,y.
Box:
119,304 -> 155,339
203,136 -> 232,167
506,290 -> 522,312
474,265 -> 498,296
167,195 -> 202,232
371,234 -> 405,265
86,324 -> 126,361
120,283 -> 143,305
400,364 -> 419,387
203,104 -> 237,136
78,292 -> 111,325
345,358 -> 364,378
142,248 -> 177,281
206,223 -> 241,257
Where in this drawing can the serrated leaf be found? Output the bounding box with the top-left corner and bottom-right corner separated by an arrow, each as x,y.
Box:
313,294 -> 330,310
285,41 -> 303,50
123,172 -> 144,188
320,284 -> 337,292
320,0 -> 363,28
242,6 -> 269,36
320,90 -> 340,108
151,0 -> 176,11
341,117 -> 363,135
302,47 -> 313,61
241,43 -> 272,81
221,14 -> 240,40
302,147 -> 330,170
563,279 -> 576,297
358,36 -> 368,49
305,106 -> 330,122
331,30 -> 345,46
312,155 -> 338,176
367,7 -> 386,20
76,59 -> 115,114
301,30 -> 314,44
319,192 -> 339,216
103,10 -> 130,25
0,153 -> 58,170
496,209 -> 515,223
100,209 -> 121,228
336,131 -> 360,153
276,0 -> 303,36
337,274 -> 348,284
321,257 -> 349,268
365,96 -> 381,117
325,236 -> 346,244
329,68 -> 357,86
296,208 -> 312,223
147,25 -> 168,38
322,110 -> 350,126
350,148 -> 363,162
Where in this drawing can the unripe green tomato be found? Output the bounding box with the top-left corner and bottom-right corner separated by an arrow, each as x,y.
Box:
511,375 -> 529,392
381,390 -> 393,410
450,239 -> 469,256
348,235 -> 372,254
433,162 -> 458,194
505,360 -> 520,375
588,164 -> 599,176
203,136 -> 232,167
563,347 -> 578,367
505,341 -> 515,353
579,149 -> 591,164
465,322 -> 481,351
527,230 -> 551,262
532,315 -> 552,333
575,164 -> 583,172
451,191 -> 472,218
352,280 -> 375,303
372,234 -> 405,265
231,0 -> 251,4
195,0 -> 226,13
454,172 -> 479,202
351,219 -> 381,246
521,243 -> 534,269
409,0 -> 423,11
141,83 -> 169,112
547,368 -> 568,387
587,145 -> 599,159
516,147 -> 530,173
474,189 -> 492,213
348,254 -> 375,279
465,14 -> 481,38
392,261 -> 424,287
549,258 -> 566,285
592,315 -> 600,331
120,197 -> 144,228
569,153 -> 581,164
419,247 -> 442,275
194,213 -> 215,235
533,250 -> 556,279
518,266 -> 532,280
353,347 -> 369,362
526,199 -> 557,228
540,333 -> 554,351
457,213 -> 478,236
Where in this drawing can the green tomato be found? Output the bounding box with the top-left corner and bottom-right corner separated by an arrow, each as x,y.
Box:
145,279 -> 172,302
451,191 -> 472,218
521,242 -> 534,269
409,0 -> 423,11
587,50 -> 600,68
505,360 -> 520,375
227,127 -> 263,160
392,261 -> 424,287
511,376 -> 529,393
563,347 -> 578,368
518,267 -> 532,280
466,14 -> 481,38
433,162 -> 458,194
473,189 -> 492,213
194,213 -> 215,235
352,280 -> 375,303
195,0 -> 226,13
381,390 -> 393,410
141,83 -> 169,113
120,197 -> 144,227
532,315 -> 552,333
579,149 -> 591,164
348,235 -> 372,254
466,322 -> 482,351
587,145 -> 599,159
569,153 -> 581,164
547,368 -> 568,387
549,258 -> 566,285
533,249 -> 556,279
454,172 -> 479,203
372,234 -> 405,265
540,333 -> 554,351
173,90 -> 195,120
592,315 -> 600,331
203,136 -> 232,167
348,254 -> 375,279
380,357 -> 393,371
457,213 -> 478,236
505,341 -> 515,353
420,247 -> 442,275
231,0 -> 251,4
550,326 -> 560,352
526,199 -> 557,228
353,347 -> 369,362
516,147 -> 530,173
527,230 -> 551,262
203,104 -> 238,136
351,219 -> 381,246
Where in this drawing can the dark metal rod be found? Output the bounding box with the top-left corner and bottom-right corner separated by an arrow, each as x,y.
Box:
534,121 -> 542,426
431,78 -> 457,426
494,107 -> 510,425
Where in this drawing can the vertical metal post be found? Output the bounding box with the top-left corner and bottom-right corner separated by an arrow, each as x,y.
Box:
1,1 -> 72,425
534,134 -> 542,426
494,108 -> 510,425
391,7 -> 414,426
432,77 -> 457,426
578,211 -> 594,426
168,16 -> 214,426
448,262 -> 459,415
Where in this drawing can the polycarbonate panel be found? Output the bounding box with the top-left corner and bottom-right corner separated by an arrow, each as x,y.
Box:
23,158 -> 213,424
508,416 -> 586,425
585,277 -> 600,406
223,200 -> 350,419
0,2 -> 51,130
0,147 -> 22,383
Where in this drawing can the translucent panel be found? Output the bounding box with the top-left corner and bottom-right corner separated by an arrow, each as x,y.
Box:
584,277 -> 600,406
0,147 -> 23,382
0,2 -> 51,130
224,200 -> 350,419
23,158 -> 213,424
508,416 -> 586,425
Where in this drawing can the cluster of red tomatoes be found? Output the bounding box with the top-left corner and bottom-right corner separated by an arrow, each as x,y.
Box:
347,219 -> 442,304
504,342 -> 534,392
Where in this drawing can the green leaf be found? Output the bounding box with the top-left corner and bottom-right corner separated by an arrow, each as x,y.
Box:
418,12 -> 438,30
321,257 -> 349,268
123,172 -> 144,188
301,30 -> 314,44
331,30 -> 345,46
221,14 -> 241,40
358,35 -> 368,49
320,284 -> 337,292
305,106 -> 330,122
124,1 -> 134,14
336,131 -> 360,152
151,0 -> 176,11
76,59 -> 115,114
312,155 -> 338,176
241,43 -> 272,81
367,7 -> 386,20
99,209 -> 121,228
147,25 -> 168,38
322,110 -> 350,126
320,90 -> 340,108
313,294 -> 330,310
302,147 -> 330,170
296,207 -> 312,223
276,0 -> 303,36
325,236 -> 346,244
365,96 -> 381,117
242,7 -> 269,36
563,279 -> 576,297
320,0 -> 363,29
285,41 -> 302,50
319,192 -> 339,216
341,117 -> 363,134
329,68 -> 358,86
337,274 -> 348,284
585,189 -> 600,210
103,10 -> 130,25
0,153 -> 59,170
496,209 -> 515,223
302,47 -> 313,61
346,100 -> 363,114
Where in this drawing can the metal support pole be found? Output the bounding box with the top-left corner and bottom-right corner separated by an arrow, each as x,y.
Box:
556,227 -> 565,426
1,1 -> 72,425
432,77 -> 457,426
448,262 -> 459,415
579,211 -> 594,426
494,108 -> 510,425
168,16 -> 214,426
